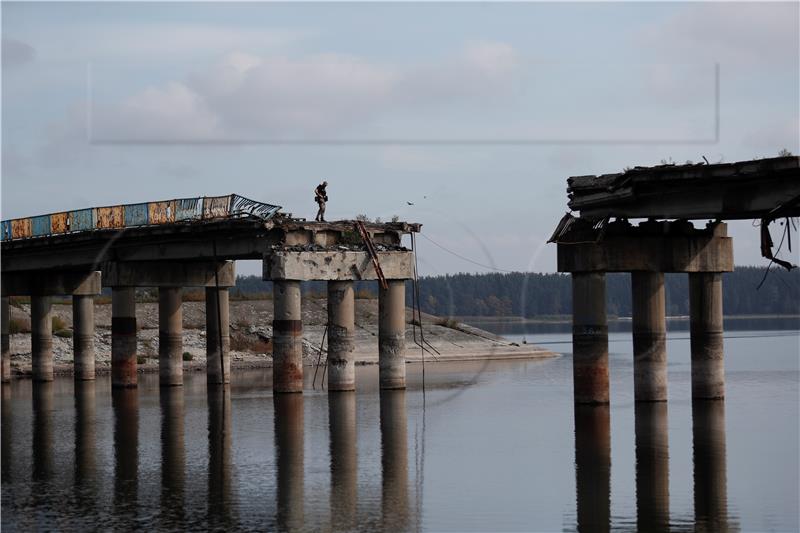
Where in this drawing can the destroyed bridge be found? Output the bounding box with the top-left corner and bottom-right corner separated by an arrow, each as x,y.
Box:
550,155 -> 800,406
1,193 -> 421,393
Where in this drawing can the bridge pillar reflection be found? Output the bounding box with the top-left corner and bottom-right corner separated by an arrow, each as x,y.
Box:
31,295 -> 54,382
112,287 -> 138,388
273,281 -> 303,393
379,280 -> 406,390
159,287 -> 184,387
327,281 -> 355,392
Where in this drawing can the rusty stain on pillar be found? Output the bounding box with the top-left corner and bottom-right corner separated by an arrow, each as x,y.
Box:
327,281 -> 355,391
572,273 -> 609,404
273,281 -> 303,393
31,295 -> 54,382
112,287 -> 137,388
206,288 -> 230,385
574,404 -> 611,533
73,295 -> 95,381
631,272 -> 668,402
689,273 -> 725,400
379,279 -> 406,390
692,400 -> 729,530
1,297 -> 9,382
635,402 -> 670,532
159,287 -> 184,387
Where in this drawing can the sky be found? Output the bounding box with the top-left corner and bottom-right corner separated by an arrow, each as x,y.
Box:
2,1 -> 799,276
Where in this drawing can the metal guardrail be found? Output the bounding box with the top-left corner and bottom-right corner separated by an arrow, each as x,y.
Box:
1,194 -> 281,242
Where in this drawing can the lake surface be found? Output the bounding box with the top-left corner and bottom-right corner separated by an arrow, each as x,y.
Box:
2,321 -> 798,531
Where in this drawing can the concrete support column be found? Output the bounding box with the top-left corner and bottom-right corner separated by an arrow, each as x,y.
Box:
635,402 -> 670,531
273,281 -> 303,393
631,272 -> 668,402
31,295 -> 54,382
159,287 -> 183,387
689,273 -> 725,400
378,280 -> 406,390
327,281 -> 355,392
1,297 -> 10,382
572,273 -> 609,404
73,295 -> 95,381
574,404 -> 611,533
112,287 -> 137,388
205,288 -> 230,385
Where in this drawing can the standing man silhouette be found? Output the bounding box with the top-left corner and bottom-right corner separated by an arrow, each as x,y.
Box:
314,181 -> 328,222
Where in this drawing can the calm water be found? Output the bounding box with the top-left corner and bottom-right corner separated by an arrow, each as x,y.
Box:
2,323 -> 798,532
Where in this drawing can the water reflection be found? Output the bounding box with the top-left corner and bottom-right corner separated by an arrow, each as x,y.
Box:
32,382 -> 54,482
113,387 -> 138,519
160,387 -> 185,526
208,385 -> 234,529
573,404 -> 611,533
274,393 -> 304,531
380,390 -> 409,532
74,381 -> 97,520
692,400 -> 732,532
328,391 -> 357,532
2,385 -> 11,483
635,402 -> 670,532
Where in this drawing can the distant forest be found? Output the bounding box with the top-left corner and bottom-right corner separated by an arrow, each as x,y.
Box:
234,266 -> 800,318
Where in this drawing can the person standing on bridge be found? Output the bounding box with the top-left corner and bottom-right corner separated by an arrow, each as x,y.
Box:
314,181 -> 328,222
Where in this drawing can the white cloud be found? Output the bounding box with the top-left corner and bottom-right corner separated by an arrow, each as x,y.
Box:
90,41 -> 522,141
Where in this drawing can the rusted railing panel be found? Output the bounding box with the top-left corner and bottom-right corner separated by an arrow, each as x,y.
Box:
148,201 -> 175,225
203,195 -> 231,219
69,208 -> 96,232
97,206 -> 125,229
124,203 -> 149,227
11,218 -> 31,239
51,212 -> 69,234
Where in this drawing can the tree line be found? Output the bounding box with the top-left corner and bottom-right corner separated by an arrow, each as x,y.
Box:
233,265 -> 800,317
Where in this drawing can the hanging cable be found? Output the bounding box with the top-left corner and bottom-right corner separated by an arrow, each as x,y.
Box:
412,232 -> 426,398
418,232 -> 515,273
312,324 -> 328,389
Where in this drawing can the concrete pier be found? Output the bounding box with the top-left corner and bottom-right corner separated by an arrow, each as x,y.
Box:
380,390 -> 409,531
571,273 -> 609,404
329,391 -> 357,530
273,281 -> 303,393
112,287 -> 138,388
205,288 -> 230,385
631,272 -> 668,402
159,287 -> 184,387
574,404 -> 611,533
275,393 -> 304,530
692,400 -> 729,531
73,295 -> 95,381
1,297 -> 9,382
689,273 -> 725,400
635,402 -> 670,531
327,281 -> 355,392
378,280 -> 406,390
31,295 -> 54,382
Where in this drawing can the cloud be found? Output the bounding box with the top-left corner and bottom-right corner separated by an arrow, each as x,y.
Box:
2,37 -> 35,69
638,3 -> 799,66
90,41 -> 522,141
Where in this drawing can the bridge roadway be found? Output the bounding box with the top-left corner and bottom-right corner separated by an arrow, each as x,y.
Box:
1,217 -> 422,393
